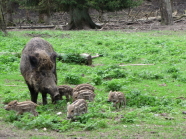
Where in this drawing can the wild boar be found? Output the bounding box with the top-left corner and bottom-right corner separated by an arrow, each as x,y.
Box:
108,91 -> 126,109
67,99 -> 87,119
20,37 -> 60,105
5,100 -> 38,116
58,85 -> 73,102
73,84 -> 95,92
72,89 -> 95,102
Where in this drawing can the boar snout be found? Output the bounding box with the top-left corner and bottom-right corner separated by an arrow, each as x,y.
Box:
52,93 -> 61,103
67,113 -> 73,119
4,105 -> 9,110
67,116 -> 72,119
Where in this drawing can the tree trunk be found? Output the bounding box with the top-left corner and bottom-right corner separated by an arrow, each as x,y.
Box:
38,11 -> 51,24
6,1 -> 17,26
0,2 -> 7,34
160,0 -> 173,25
45,10 -> 51,25
38,12 -> 45,23
67,7 -> 101,30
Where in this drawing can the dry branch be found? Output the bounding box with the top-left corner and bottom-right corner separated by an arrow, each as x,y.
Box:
119,64 -> 154,66
4,85 -> 27,87
6,25 -> 55,29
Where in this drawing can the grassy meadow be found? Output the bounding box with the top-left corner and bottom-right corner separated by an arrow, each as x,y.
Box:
0,29 -> 186,138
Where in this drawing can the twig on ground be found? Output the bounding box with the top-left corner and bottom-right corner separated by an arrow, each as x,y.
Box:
119,64 -> 154,66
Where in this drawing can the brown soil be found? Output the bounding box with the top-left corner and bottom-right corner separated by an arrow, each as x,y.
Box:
0,120 -> 66,139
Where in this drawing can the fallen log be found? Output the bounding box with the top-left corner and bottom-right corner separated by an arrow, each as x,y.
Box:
0,52 -> 101,65
57,53 -> 101,65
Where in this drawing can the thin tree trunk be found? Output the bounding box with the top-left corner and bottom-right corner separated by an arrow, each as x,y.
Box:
7,12 -> 13,26
38,12 -> 45,23
6,1 -> 16,26
45,10 -> 51,25
45,0 -> 51,25
0,2 -> 7,34
67,7 -> 101,30
160,0 -> 173,25
38,11 -> 51,24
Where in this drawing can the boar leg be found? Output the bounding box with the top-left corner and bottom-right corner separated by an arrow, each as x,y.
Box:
32,110 -> 38,116
66,94 -> 70,102
27,83 -> 39,104
17,111 -> 23,115
42,93 -> 47,105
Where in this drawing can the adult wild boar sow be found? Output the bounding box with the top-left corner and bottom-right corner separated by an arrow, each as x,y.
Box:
20,37 -> 60,105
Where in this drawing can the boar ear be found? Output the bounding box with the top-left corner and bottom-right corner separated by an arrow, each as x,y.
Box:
29,55 -> 38,68
13,100 -> 18,106
50,53 -> 57,62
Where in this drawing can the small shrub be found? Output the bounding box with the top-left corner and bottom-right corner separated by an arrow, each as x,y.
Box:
112,52 -> 125,60
165,66 -> 179,73
59,53 -> 85,64
5,112 -> 19,122
97,120 -> 108,128
126,89 -> 179,108
171,72 -> 180,79
137,70 -> 163,80
120,112 -> 136,123
103,68 -> 127,79
83,119 -> 108,131
13,114 -> 61,130
0,55 -> 19,64
64,73 -> 82,85
97,65 -> 127,79
92,74 -> 102,85
83,121 -> 97,131
177,75 -> 186,83
104,79 -> 123,91
96,41 -> 103,45
3,94 -> 18,104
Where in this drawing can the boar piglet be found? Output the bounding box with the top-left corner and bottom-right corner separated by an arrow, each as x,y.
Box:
5,100 -> 38,116
108,91 -> 126,109
72,89 -> 95,102
67,99 -> 87,119
58,85 -> 73,102
20,37 -> 60,105
73,84 -> 95,92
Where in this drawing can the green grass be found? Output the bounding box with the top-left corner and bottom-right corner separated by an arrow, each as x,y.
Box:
0,30 -> 186,138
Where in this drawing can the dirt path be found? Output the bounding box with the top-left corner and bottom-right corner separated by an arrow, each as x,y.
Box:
0,120 -> 67,139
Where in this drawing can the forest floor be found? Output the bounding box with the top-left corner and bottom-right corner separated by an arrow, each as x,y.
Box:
1,22 -> 186,139
1,2 -> 186,138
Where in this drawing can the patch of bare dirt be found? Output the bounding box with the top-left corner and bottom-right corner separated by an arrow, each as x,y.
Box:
0,120 -> 67,139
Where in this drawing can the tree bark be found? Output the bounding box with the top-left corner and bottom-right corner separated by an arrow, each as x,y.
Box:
66,7 -> 101,30
160,0 -> 173,25
6,1 -> 18,26
38,12 -> 45,23
38,10 -> 51,24
0,2 -> 7,34
6,2 -> 14,26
